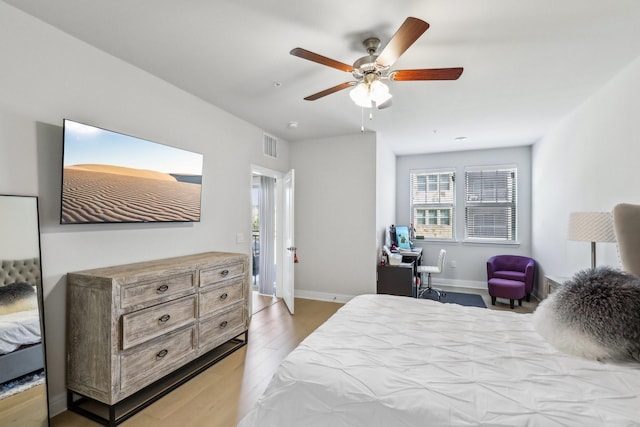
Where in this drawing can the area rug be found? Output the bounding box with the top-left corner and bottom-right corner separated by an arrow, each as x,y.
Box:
420,291 -> 487,308
0,370 -> 45,400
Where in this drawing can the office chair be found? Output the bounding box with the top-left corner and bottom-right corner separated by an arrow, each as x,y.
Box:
417,249 -> 446,300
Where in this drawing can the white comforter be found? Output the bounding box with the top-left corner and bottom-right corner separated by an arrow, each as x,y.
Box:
0,309 -> 41,354
238,294 -> 640,427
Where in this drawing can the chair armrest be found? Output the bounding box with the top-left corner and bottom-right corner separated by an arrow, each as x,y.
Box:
524,260 -> 536,290
487,257 -> 498,279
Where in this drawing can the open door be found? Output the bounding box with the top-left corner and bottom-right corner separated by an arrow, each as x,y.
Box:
282,169 -> 295,314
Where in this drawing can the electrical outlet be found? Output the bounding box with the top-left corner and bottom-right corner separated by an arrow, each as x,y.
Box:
450,260 -> 457,268
236,232 -> 245,244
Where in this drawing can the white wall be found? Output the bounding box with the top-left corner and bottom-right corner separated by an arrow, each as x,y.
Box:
375,135 -> 397,256
532,55 -> 640,281
290,132 -> 377,301
0,3 -> 290,415
396,146 -> 533,290
0,196 -> 40,259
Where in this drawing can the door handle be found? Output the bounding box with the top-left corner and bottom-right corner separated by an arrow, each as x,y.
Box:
287,247 -> 299,263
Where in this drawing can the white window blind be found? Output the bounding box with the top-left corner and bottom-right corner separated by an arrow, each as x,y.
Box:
410,170 -> 455,240
464,166 -> 517,241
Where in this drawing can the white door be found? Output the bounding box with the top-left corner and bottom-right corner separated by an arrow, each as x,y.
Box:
282,169 -> 295,314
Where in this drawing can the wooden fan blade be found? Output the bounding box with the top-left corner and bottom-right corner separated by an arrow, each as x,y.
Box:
290,48 -> 354,73
390,67 -> 464,81
304,82 -> 355,101
376,17 -> 430,68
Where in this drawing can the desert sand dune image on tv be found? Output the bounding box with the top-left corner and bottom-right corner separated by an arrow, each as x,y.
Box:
61,120 -> 203,224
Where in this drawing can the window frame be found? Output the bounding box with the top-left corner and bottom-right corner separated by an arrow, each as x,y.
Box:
409,169 -> 456,241
463,165 -> 518,244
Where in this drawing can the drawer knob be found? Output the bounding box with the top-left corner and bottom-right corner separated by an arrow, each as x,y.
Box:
220,269 -> 229,277
219,320 -> 228,329
158,314 -> 171,324
219,293 -> 228,301
157,284 -> 169,294
156,349 -> 169,360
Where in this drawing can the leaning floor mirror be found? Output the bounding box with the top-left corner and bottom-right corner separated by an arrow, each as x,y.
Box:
0,195 -> 49,426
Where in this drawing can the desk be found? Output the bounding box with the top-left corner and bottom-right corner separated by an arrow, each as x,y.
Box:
396,247 -> 422,276
377,248 -> 422,297
377,263 -> 415,297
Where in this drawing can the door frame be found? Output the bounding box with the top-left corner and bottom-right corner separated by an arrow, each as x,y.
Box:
250,165 -> 286,301
282,169 -> 295,314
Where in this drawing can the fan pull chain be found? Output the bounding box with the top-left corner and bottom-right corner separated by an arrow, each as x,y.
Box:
360,107 -> 364,133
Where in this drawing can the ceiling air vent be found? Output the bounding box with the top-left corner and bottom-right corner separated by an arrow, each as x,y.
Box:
263,133 -> 277,159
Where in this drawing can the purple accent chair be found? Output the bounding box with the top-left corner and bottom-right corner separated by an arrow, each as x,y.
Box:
487,255 -> 536,309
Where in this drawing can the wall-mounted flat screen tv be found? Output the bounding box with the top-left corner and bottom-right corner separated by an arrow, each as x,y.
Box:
61,119 -> 204,224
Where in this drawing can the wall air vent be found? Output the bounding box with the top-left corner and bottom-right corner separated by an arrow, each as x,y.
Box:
263,133 -> 277,159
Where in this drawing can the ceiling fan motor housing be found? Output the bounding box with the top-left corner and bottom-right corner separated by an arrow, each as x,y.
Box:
352,37 -> 390,80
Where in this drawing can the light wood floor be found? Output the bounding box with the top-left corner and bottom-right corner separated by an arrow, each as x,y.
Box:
251,291 -> 279,314
50,289 -> 536,427
0,383 -> 48,427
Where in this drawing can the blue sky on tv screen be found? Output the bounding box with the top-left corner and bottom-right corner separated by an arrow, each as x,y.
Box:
63,120 -> 203,175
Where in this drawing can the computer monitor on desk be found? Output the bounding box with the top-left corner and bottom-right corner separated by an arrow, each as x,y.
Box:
395,226 -> 411,249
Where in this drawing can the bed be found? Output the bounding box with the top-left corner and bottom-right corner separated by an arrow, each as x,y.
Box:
238,294 -> 640,427
0,258 -> 43,385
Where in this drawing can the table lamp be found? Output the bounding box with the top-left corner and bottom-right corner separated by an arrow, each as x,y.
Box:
567,211 -> 616,269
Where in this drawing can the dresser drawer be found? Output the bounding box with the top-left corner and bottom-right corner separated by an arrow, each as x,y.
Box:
121,295 -> 197,350
120,326 -> 196,394
200,262 -> 244,287
121,273 -> 195,309
199,278 -> 243,315
198,304 -> 245,351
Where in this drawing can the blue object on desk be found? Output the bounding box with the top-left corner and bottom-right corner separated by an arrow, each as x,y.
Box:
395,225 -> 410,249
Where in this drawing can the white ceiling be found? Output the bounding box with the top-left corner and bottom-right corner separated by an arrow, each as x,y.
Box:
5,0 -> 640,155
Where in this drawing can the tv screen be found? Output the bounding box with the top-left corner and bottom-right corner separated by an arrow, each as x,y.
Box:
61,119 -> 204,224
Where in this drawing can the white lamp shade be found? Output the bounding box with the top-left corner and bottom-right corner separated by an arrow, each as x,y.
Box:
567,212 -> 616,242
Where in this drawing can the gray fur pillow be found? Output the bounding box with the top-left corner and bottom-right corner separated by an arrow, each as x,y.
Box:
533,267 -> 640,363
0,282 -> 38,315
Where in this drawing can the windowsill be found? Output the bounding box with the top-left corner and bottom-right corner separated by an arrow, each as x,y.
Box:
413,238 -> 520,247
413,238 -> 457,244
462,239 -> 521,246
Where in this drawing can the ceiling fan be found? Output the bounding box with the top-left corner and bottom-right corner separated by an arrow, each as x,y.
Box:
290,17 -> 463,109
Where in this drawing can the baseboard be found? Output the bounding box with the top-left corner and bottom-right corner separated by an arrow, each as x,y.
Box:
295,290 -> 355,304
432,278 -> 487,290
49,391 -> 67,417
295,279 -> 488,304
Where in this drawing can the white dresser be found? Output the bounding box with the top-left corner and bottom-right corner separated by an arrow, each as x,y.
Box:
66,251 -> 249,425
543,275 -> 570,298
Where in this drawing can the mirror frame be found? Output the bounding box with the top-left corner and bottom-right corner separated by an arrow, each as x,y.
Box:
0,194 -> 50,426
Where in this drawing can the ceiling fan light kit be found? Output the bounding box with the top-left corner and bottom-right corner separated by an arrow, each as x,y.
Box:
349,73 -> 392,108
290,17 -> 463,111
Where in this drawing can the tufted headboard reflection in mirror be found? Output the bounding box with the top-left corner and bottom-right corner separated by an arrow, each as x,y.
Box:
0,195 -> 49,426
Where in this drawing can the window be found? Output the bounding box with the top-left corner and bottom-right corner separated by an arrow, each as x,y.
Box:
410,170 -> 455,239
464,166 -> 517,241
